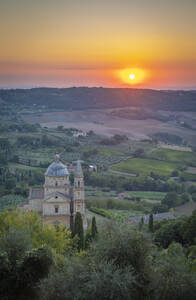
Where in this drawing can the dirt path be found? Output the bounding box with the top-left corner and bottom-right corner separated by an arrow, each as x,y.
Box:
109,169 -> 137,177
174,202 -> 196,216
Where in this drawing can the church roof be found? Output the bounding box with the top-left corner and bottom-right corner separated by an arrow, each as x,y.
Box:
29,188 -> 44,199
45,154 -> 69,176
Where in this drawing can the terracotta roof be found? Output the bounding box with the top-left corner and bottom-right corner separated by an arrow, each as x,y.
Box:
29,188 -> 44,199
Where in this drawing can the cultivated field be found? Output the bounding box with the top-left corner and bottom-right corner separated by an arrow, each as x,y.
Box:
22,109 -> 196,145
126,191 -> 166,200
148,148 -> 196,164
111,157 -> 180,177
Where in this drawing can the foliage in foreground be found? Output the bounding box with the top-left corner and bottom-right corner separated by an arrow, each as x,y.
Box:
0,209 -> 77,256
154,210 -> 196,248
0,209 -> 196,300
40,222 -> 196,300
0,228 -> 53,300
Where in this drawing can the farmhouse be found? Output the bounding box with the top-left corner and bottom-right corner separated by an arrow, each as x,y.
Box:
28,154 -> 86,228
73,130 -> 87,138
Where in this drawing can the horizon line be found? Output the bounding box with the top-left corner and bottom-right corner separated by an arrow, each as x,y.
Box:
0,86 -> 196,92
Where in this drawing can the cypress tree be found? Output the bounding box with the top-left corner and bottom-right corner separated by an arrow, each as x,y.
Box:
73,212 -> 84,250
84,228 -> 92,249
148,213 -> 154,232
139,216 -> 144,231
91,216 -> 98,239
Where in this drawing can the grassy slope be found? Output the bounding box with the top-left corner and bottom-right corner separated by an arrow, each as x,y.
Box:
148,148 -> 196,164
111,157 -> 179,176
111,148 -> 196,178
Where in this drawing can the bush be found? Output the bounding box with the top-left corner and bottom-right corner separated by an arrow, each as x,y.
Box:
180,192 -> 191,204
152,203 -> 168,213
89,207 -> 125,221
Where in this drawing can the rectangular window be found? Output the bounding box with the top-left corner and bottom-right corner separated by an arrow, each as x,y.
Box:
55,206 -> 59,213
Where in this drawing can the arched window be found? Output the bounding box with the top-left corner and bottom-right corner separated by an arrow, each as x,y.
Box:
78,181 -> 80,187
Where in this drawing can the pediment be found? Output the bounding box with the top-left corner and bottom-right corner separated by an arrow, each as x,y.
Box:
44,191 -> 71,203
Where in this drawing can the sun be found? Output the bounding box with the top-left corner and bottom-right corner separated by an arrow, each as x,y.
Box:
117,68 -> 147,85
129,74 -> 135,80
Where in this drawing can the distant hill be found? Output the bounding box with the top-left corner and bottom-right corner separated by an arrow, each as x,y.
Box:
0,87 -> 196,111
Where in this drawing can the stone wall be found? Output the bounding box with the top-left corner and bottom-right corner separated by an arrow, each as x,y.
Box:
29,198 -> 42,213
73,188 -> 85,201
43,215 -> 70,227
75,200 -> 85,214
45,175 -> 69,187
43,202 -> 70,216
44,176 -> 70,196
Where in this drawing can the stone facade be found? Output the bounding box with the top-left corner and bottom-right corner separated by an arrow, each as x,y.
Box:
28,155 -> 86,228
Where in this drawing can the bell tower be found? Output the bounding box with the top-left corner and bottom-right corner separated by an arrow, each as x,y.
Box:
73,160 -> 85,215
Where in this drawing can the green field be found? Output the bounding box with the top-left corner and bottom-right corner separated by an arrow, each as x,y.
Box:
111,157 -> 180,177
148,148 -> 196,164
126,191 -> 166,200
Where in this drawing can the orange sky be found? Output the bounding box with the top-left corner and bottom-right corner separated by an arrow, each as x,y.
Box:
0,0 -> 195,89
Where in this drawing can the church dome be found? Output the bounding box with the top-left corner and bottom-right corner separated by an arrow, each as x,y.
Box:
45,155 -> 69,176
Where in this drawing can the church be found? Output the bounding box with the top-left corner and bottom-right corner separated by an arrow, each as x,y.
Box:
28,154 -> 86,228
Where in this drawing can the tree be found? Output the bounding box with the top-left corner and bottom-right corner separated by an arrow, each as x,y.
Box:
180,192 -> 191,204
0,228 -> 53,300
0,154 -> 7,167
152,203 -> 168,213
154,243 -> 196,300
0,138 -> 11,158
19,246 -> 53,299
134,148 -> 145,157
162,191 -> 180,208
91,216 -> 98,239
149,213 -> 154,232
5,178 -> 16,190
139,216 -> 144,231
172,170 -> 179,177
87,130 -> 95,136
183,210 -> 196,245
0,209 -> 76,256
57,125 -> 64,131
73,212 -> 84,250
84,228 -> 92,249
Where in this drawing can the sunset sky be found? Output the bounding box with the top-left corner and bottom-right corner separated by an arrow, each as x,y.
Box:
0,0 -> 195,89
